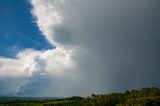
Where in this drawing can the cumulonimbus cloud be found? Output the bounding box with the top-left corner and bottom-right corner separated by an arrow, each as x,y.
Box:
0,0 -> 160,96
0,47 -> 76,96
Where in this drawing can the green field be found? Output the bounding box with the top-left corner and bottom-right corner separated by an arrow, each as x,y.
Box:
0,87 -> 160,106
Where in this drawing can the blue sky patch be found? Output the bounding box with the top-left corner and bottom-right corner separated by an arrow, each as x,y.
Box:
0,0 -> 53,58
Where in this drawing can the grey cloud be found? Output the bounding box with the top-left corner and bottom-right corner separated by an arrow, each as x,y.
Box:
0,77 -> 27,96
53,25 -> 73,45
17,74 -> 60,97
50,0 -> 160,95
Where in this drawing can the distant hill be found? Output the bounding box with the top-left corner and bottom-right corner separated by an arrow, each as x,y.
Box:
0,87 -> 160,106
77,87 -> 160,106
0,97 -> 60,101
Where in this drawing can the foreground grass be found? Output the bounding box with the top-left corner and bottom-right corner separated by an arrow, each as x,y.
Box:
0,87 -> 160,106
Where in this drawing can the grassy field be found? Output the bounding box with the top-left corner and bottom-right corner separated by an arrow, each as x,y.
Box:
0,87 -> 160,106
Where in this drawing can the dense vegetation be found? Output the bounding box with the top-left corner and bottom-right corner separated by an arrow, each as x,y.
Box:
0,87 -> 160,106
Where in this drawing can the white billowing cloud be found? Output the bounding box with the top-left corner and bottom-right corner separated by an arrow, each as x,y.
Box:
0,47 -> 76,96
31,0 -> 65,45
0,58 -> 25,78
17,47 -> 74,77
1,47 -> 74,77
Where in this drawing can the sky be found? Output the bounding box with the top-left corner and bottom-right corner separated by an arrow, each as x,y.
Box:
0,0 -> 160,97
0,0 -> 52,57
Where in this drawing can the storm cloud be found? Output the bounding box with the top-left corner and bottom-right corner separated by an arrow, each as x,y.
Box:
31,0 -> 160,95
0,0 -> 160,96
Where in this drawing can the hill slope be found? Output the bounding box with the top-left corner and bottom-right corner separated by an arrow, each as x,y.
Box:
0,87 -> 160,106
